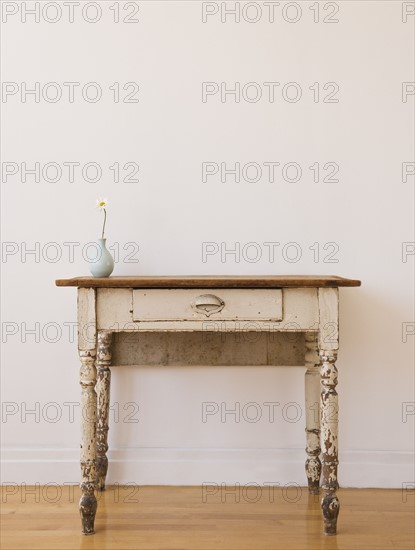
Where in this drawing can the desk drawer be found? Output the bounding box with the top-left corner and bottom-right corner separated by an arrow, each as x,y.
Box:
132,289 -> 283,322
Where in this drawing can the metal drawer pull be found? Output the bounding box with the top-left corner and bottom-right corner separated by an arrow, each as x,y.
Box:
192,294 -> 225,317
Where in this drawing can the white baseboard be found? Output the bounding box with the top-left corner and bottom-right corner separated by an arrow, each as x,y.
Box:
1,447 -> 413,488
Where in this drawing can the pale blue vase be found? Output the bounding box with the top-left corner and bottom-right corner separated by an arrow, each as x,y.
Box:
89,238 -> 114,278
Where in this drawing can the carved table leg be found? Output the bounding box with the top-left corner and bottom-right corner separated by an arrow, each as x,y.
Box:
96,330 -> 112,491
79,349 -> 98,535
320,350 -> 340,536
305,332 -> 321,495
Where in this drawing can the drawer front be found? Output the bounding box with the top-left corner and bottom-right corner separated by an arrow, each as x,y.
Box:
132,288 -> 283,322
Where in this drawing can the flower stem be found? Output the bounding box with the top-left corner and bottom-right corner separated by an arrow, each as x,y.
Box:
101,209 -> 107,239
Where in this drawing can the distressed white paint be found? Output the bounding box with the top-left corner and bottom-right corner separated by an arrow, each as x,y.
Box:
78,349 -> 97,534
96,288 -> 132,330
318,288 -> 340,533
304,332 -> 321,494
96,331 -> 112,491
319,348 -> 340,534
318,288 -> 339,352
78,288 -> 98,533
96,288 -> 319,332
78,289 -> 96,351
132,288 -> 283,322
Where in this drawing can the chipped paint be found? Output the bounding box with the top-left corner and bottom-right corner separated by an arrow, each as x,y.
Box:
305,332 -> 322,495
79,350 -> 97,534
320,350 -> 340,535
96,331 -> 112,491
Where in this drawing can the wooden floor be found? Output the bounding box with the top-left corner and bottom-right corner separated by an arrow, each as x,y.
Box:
1,486 -> 414,550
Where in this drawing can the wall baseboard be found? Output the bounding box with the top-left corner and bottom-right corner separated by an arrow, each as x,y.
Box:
1,447 -> 412,488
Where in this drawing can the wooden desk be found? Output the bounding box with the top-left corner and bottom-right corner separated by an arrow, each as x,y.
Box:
55,275 -> 361,536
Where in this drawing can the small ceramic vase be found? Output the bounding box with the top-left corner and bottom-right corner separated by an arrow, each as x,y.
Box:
89,238 -> 114,278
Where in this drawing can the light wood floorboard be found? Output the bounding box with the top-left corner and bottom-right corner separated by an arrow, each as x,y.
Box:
1,486 -> 414,550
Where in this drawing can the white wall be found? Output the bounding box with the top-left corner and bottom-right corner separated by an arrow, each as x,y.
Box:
1,0 -> 414,489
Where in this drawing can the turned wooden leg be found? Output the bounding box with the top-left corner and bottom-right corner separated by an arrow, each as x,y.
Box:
96,331 -> 112,491
305,332 -> 321,495
79,349 -> 98,535
320,350 -> 340,536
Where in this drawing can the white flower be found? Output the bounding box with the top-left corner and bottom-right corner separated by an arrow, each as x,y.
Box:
95,198 -> 109,238
96,198 -> 108,211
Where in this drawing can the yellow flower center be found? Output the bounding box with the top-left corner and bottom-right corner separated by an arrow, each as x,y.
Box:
99,202 -> 105,207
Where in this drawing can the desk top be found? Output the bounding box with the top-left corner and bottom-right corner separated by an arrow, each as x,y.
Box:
55,275 -> 361,288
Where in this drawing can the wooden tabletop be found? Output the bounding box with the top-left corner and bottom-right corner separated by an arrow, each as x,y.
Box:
55,275 -> 361,288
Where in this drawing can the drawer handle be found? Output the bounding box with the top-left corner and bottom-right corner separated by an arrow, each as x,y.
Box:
192,294 -> 225,317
